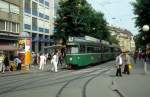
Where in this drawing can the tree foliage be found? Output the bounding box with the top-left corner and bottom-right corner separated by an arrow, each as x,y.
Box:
132,0 -> 150,46
54,0 -> 110,41
108,35 -> 119,45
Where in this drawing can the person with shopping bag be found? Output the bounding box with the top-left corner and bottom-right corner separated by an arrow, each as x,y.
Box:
122,51 -> 132,75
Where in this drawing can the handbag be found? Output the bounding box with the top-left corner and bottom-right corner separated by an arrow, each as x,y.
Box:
128,64 -> 132,70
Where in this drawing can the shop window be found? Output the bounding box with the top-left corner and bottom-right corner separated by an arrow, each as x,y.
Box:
12,22 -> 17,32
0,20 -> 5,31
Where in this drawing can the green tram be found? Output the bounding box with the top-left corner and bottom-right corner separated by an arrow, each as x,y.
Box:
65,36 -> 120,67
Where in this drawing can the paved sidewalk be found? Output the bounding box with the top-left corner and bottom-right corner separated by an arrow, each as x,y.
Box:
115,59 -> 150,97
0,63 -> 66,77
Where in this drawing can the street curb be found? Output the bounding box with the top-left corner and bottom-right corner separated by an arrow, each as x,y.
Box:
0,71 -> 30,77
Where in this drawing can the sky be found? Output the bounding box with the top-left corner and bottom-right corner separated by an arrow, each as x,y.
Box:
87,0 -> 138,35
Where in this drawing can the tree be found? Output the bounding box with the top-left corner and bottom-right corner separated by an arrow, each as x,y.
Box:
54,0 -> 110,41
132,0 -> 150,46
108,35 -> 119,45
134,34 -> 145,49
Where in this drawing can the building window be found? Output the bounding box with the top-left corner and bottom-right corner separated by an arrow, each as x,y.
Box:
6,22 -> 9,31
32,17 -> 37,31
39,12 -> 44,18
45,1 -> 49,7
39,27 -> 44,32
32,1 -> 38,16
0,20 -> 5,31
12,22 -> 17,32
6,22 -> 12,32
10,4 -> 20,14
44,29 -> 49,33
0,0 -> 9,12
39,0 -> 44,4
44,15 -> 49,20
24,0 -> 31,13
24,24 -> 31,30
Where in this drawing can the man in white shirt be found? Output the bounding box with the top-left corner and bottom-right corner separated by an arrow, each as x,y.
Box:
115,53 -> 123,77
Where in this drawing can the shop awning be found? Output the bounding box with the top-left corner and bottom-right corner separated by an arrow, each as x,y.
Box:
0,45 -> 17,51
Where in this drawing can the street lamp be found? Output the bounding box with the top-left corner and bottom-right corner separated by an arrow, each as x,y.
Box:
142,25 -> 149,74
142,25 -> 149,32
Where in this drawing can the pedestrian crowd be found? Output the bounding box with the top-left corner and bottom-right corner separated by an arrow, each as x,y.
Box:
115,47 -> 150,77
32,49 -> 65,73
115,51 -> 132,77
0,52 -> 22,74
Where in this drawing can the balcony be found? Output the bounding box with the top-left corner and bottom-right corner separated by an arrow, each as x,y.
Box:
0,11 -> 20,23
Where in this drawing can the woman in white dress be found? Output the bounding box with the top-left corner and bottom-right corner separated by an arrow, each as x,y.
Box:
39,53 -> 46,70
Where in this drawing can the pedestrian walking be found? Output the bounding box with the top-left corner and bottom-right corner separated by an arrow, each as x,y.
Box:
122,51 -> 131,75
37,53 -> 40,65
14,57 -> 22,70
39,53 -> 46,70
115,53 -> 123,77
32,52 -> 38,65
51,51 -> 59,72
133,51 -> 138,64
3,55 -> 11,72
0,52 -> 5,73
58,50 -> 63,67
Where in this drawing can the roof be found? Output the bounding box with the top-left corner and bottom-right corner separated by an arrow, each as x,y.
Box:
0,45 -> 17,51
44,45 -> 66,49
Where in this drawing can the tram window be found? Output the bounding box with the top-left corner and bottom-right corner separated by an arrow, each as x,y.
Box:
66,46 -> 79,54
71,47 -> 78,53
87,46 -> 94,53
94,47 -> 99,53
66,46 -> 71,54
80,45 -> 85,53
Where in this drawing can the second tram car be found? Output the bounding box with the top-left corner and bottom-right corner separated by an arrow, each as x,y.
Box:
65,36 -> 120,67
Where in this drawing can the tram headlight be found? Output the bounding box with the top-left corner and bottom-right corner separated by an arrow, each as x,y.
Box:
69,57 -> 72,61
77,56 -> 80,59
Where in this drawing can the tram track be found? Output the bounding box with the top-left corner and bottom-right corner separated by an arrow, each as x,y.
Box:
82,69 -> 110,97
0,61 -> 115,97
55,65 -> 112,97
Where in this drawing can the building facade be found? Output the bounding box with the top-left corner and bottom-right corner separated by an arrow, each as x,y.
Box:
109,26 -> 136,52
0,0 -> 20,53
22,0 -> 54,53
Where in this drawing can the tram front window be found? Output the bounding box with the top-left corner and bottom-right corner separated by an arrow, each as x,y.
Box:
66,45 -> 79,54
